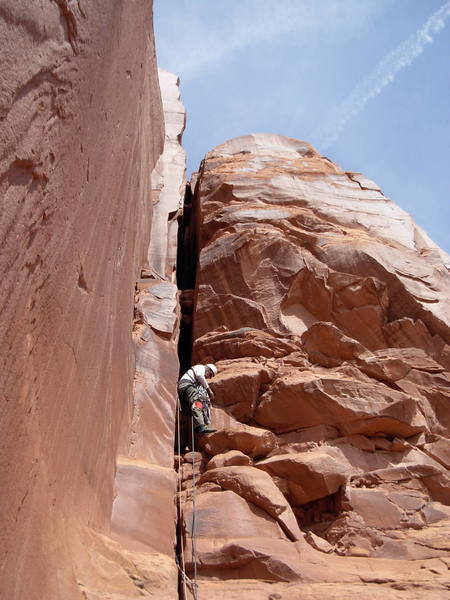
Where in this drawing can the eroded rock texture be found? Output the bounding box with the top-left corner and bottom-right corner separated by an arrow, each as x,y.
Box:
180,134 -> 450,599
0,3 -> 179,599
111,68 -> 185,594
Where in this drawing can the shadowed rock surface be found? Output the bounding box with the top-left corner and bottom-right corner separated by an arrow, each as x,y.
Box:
0,3 -> 181,599
2,6 -> 450,599
179,134 -> 450,599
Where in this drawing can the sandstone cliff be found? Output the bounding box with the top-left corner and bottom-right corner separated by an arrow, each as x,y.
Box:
0,2 -> 177,598
1,4 -> 450,599
110,69 -> 185,598
178,134 -> 450,599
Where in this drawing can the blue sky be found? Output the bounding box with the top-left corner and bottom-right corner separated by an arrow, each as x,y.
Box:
154,0 -> 450,252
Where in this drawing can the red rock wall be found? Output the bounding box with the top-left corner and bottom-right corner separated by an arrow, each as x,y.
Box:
3,6 -> 449,597
180,134 -> 450,599
111,70 -> 185,588
0,2 -> 168,598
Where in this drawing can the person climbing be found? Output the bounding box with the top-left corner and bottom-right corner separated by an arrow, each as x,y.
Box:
178,363 -> 218,434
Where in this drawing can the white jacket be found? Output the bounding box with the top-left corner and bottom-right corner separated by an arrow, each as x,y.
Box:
179,364 -> 211,393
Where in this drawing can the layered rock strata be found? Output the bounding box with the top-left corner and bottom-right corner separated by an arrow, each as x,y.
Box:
0,3 -> 179,599
179,134 -> 450,599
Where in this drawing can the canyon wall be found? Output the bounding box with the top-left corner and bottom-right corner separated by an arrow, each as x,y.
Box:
0,2 -> 174,598
1,4 -> 449,599
179,134 -> 450,599
110,69 -> 185,597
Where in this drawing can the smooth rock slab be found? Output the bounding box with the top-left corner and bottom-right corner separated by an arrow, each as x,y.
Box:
199,466 -> 303,541
111,459 -> 176,555
182,489 -> 287,540
184,537 -> 304,582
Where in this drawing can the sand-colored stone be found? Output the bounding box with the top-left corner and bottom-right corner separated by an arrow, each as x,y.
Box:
206,360 -> 273,421
3,36 -> 450,598
206,450 -> 253,470
199,465 -> 303,541
256,447 -> 350,504
255,372 -> 426,436
194,327 -> 302,362
182,489 -> 288,540
0,3 -> 170,599
184,537 -> 304,582
183,133 -> 450,596
199,410 -> 278,458
302,321 -> 368,367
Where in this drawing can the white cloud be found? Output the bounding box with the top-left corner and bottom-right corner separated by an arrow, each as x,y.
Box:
155,0 -> 389,79
310,1 -> 450,150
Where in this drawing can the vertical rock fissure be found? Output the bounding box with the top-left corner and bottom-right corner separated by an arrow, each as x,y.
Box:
173,134 -> 450,597
176,180 -> 200,375
174,179 -> 199,600
111,70 -> 186,600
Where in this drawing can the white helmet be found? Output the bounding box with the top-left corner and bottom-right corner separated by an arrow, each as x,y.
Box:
206,363 -> 218,376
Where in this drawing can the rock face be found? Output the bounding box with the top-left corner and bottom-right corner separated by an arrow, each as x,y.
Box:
2,9 -> 450,598
110,68 -> 185,586
0,3 -> 180,599
180,134 -> 450,599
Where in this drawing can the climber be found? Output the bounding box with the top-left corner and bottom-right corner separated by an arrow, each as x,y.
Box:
177,363 -> 218,434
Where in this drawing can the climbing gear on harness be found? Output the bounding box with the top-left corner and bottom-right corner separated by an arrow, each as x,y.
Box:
202,397 -> 211,425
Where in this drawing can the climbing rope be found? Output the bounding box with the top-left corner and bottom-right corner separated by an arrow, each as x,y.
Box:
175,559 -> 198,598
176,395 -> 188,599
191,416 -> 199,599
176,393 -> 199,600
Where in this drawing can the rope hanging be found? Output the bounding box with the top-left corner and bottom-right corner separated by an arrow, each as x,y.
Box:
176,394 -> 200,600
190,417 -> 199,598
176,395 -> 188,599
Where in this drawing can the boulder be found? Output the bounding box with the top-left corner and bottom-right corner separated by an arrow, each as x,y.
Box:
304,531 -> 334,553
206,450 -> 252,470
422,437 -> 450,469
183,451 -> 203,464
301,322 -> 368,367
343,488 -> 405,529
207,362 -> 273,421
347,435 -> 375,453
199,466 -> 303,541
199,412 -> 278,458
255,372 -> 426,437
256,448 -> 350,505
384,318 -> 450,370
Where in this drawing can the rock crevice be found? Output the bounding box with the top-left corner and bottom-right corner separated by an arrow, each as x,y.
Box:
2,8 -> 450,599
175,133 -> 450,599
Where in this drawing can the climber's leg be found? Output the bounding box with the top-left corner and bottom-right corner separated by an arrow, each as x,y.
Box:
191,401 -> 205,431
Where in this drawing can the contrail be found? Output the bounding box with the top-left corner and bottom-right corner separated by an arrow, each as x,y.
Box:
156,0 -> 382,80
310,1 -> 450,151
